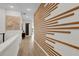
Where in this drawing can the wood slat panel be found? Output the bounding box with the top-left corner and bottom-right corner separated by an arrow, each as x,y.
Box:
44,3 -> 56,13
45,42 -> 61,56
45,6 -> 79,22
34,3 -> 79,56
47,26 -> 79,29
44,3 -> 58,15
45,12 -> 74,23
46,22 -> 79,27
46,37 -> 79,50
46,31 -> 71,34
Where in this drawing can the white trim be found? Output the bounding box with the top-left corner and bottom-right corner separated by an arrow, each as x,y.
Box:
34,40 -> 49,56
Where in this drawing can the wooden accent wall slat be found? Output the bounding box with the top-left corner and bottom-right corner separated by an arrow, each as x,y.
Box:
45,6 -> 79,22
34,3 -> 79,56
45,12 -> 74,23
47,26 -> 79,29
46,31 -> 71,34
46,37 -> 79,50
46,22 -> 79,27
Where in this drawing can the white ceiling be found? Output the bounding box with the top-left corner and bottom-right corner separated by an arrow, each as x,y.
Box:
0,3 -> 40,20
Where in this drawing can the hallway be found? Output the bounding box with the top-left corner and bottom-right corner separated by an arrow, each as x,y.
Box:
18,36 -> 33,56
0,3 -> 79,56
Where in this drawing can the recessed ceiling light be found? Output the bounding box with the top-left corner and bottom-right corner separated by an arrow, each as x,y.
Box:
10,5 -> 14,8
26,8 -> 31,11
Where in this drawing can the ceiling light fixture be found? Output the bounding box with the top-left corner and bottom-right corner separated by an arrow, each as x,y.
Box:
26,8 -> 31,11
10,5 -> 14,8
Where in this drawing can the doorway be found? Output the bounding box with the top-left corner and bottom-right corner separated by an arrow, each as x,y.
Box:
25,23 -> 29,35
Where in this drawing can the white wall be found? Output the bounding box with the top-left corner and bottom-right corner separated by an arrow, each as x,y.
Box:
0,9 -> 6,44
0,9 -> 5,33
0,35 -> 3,44
0,31 -> 22,56
6,10 -> 21,16
5,10 -> 22,41
0,10 -> 22,56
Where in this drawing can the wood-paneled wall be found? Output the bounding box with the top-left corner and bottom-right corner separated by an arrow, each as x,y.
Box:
33,3 -> 79,56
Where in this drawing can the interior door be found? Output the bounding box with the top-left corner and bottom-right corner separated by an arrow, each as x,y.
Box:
25,23 -> 29,35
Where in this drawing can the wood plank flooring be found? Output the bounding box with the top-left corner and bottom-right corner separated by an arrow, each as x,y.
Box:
18,36 -> 34,56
